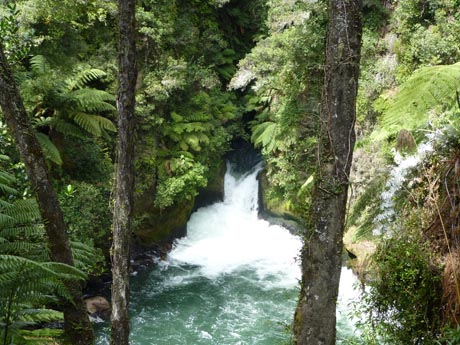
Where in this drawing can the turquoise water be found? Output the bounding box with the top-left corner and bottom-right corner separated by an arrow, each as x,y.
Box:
95,164 -> 358,344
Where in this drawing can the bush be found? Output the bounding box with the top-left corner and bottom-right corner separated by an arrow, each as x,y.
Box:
360,231 -> 442,344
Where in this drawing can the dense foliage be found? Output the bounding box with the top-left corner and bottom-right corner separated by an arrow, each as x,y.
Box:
344,1 -> 460,343
231,0 -> 326,219
0,155 -> 99,344
2,0 -> 460,343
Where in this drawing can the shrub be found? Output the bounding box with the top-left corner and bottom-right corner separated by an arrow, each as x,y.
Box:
361,231 -> 442,344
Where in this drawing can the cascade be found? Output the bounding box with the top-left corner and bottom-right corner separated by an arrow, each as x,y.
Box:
96,163 -> 358,344
374,134 -> 437,236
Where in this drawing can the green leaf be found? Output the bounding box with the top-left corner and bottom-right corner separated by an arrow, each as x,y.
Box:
251,121 -> 279,152
377,63 -> 460,133
36,133 -> 63,165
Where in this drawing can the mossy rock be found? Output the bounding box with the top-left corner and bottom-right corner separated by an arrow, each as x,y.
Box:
258,170 -> 303,235
133,160 -> 226,247
194,159 -> 225,210
134,200 -> 194,247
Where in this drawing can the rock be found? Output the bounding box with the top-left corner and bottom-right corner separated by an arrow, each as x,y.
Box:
396,129 -> 416,153
84,296 -> 111,320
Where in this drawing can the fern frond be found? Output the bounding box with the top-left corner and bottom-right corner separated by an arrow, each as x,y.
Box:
2,199 -> 41,221
0,213 -> 14,226
70,89 -> 116,113
70,241 -> 101,270
66,68 -> 107,91
251,121 -> 279,152
0,255 -> 85,281
16,328 -> 63,344
0,241 -> 41,255
0,226 -> 43,243
32,116 -> 56,129
15,308 -> 63,323
0,171 -> 17,196
52,118 -> 86,138
35,133 -> 63,166
29,55 -> 49,75
377,63 -> 460,132
185,113 -> 211,122
72,113 -> 116,136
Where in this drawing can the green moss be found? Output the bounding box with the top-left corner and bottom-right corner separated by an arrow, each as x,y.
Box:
134,200 -> 194,246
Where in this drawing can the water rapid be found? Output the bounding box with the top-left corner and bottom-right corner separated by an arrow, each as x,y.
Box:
96,163 -> 358,344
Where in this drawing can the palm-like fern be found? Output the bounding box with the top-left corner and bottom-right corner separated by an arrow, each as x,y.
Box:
22,55 -> 117,165
164,112 -> 212,152
251,121 -> 279,153
376,63 -> 460,134
0,160 -> 88,344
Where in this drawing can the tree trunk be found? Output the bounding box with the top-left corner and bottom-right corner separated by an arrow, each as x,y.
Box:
0,44 -> 94,344
294,1 -> 362,344
110,0 -> 137,343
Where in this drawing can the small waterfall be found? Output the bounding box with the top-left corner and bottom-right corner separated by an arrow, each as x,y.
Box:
95,162 -> 358,344
168,162 -> 300,283
374,134 -> 437,236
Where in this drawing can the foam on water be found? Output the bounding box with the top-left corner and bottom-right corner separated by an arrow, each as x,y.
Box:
374,134 -> 437,235
168,163 -> 301,285
95,162 -> 359,344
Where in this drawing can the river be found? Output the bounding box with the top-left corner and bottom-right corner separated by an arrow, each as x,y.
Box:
96,163 -> 358,344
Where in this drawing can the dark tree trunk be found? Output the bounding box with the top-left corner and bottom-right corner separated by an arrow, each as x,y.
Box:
110,0 -> 137,343
0,44 -> 94,344
294,1 -> 362,344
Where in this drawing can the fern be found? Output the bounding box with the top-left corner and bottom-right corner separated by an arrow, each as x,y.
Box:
36,133 -> 63,166
21,55 -> 117,164
376,63 -> 460,133
72,113 -> 116,137
52,118 -> 85,138
0,254 -> 83,344
29,55 -> 49,76
0,171 -> 17,196
0,160 -> 92,344
347,174 -> 387,241
164,112 -> 213,152
0,155 -> 17,197
251,121 -> 279,152
70,88 -> 116,113
65,68 -> 107,91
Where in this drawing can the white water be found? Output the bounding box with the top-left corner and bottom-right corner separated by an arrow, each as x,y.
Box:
374,134 -> 437,236
96,162 -> 359,344
168,163 -> 301,287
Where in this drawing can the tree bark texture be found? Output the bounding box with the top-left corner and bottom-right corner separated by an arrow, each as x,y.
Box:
110,0 -> 137,344
294,1 -> 362,344
0,44 -> 94,344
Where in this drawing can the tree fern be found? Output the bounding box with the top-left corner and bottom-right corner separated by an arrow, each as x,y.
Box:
29,55 -> 48,76
376,63 -> 460,133
72,113 -> 116,137
0,254 -> 85,344
51,119 -> 86,138
164,112 -> 213,153
0,172 -> 16,196
0,156 -> 17,197
35,133 -> 63,166
20,55 -> 117,165
251,121 -> 279,153
0,161 -> 93,344
70,88 -> 116,113
65,68 -> 108,91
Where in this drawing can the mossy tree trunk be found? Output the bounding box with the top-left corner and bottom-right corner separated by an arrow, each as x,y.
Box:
0,43 -> 94,345
110,0 -> 137,344
294,1 -> 362,344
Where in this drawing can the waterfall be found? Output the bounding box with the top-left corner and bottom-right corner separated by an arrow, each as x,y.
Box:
374,134 -> 437,236
96,162 -> 358,344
